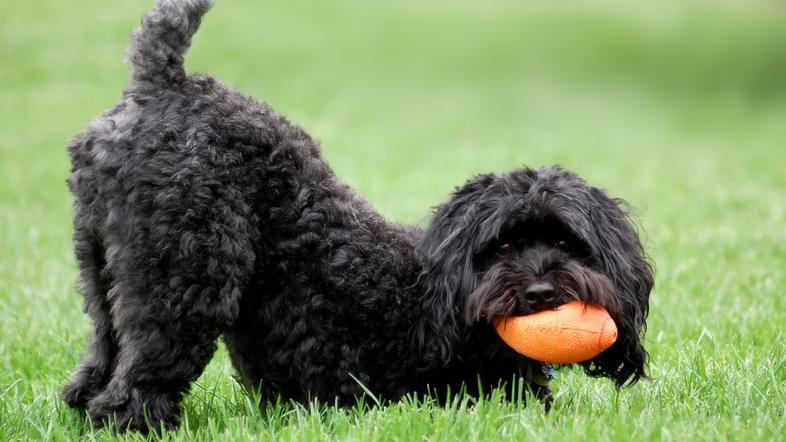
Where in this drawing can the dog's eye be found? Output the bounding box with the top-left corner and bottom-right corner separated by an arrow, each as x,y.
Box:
497,243 -> 512,255
556,241 -> 568,249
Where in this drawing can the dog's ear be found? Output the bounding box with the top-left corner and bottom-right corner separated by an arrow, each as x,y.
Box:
413,172 -> 532,367
568,186 -> 653,386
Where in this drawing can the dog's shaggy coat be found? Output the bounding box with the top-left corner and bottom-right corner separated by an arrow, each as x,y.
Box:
63,0 -> 653,432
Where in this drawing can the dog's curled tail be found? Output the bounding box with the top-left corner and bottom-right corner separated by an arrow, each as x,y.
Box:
127,0 -> 213,88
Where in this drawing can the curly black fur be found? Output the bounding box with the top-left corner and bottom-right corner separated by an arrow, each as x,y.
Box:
62,0 -> 653,432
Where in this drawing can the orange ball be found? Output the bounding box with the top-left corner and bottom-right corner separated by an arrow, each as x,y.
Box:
494,300 -> 618,364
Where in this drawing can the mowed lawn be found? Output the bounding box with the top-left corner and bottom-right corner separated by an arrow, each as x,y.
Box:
1,0 -> 785,440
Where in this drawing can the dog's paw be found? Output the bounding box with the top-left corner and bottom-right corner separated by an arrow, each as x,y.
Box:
62,365 -> 109,408
62,380 -> 96,409
87,380 -> 179,433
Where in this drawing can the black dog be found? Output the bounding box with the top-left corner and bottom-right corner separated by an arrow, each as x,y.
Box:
63,0 -> 653,432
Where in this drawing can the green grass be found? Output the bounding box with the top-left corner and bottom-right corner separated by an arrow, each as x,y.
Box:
2,0 -> 785,440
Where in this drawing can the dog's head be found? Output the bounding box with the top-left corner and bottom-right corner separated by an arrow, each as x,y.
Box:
414,166 -> 653,387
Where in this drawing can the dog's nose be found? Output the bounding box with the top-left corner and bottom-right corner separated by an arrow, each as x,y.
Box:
525,282 -> 555,305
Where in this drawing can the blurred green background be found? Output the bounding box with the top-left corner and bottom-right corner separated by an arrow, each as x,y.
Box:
1,0 -> 784,440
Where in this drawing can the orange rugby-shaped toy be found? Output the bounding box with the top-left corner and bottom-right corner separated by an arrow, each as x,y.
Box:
494,301 -> 617,364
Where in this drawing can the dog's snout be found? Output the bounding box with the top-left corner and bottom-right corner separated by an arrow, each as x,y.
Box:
525,282 -> 555,304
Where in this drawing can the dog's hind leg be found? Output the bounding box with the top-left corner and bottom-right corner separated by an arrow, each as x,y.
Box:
63,227 -> 118,408
86,298 -> 223,433
85,202 -> 256,432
